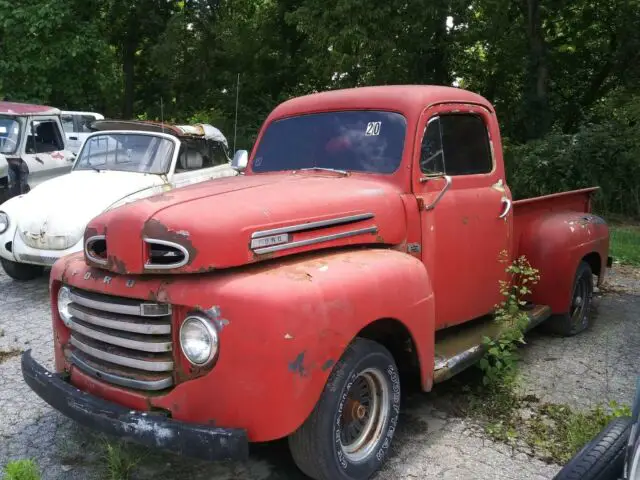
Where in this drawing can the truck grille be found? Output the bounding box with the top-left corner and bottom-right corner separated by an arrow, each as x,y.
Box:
66,288 -> 174,391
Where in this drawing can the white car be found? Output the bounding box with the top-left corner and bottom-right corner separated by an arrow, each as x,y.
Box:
0,120 -> 238,280
60,111 -> 105,154
0,101 -> 76,202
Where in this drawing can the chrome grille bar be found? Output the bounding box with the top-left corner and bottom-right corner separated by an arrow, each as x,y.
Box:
70,336 -> 174,372
69,319 -> 172,353
70,290 -> 171,317
68,304 -> 171,335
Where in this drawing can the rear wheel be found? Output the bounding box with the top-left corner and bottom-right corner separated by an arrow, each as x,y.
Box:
288,338 -> 401,480
1,258 -> 44,281
545,261 -> 594,336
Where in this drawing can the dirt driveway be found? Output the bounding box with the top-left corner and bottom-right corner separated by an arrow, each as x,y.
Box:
0,266 -> 637,479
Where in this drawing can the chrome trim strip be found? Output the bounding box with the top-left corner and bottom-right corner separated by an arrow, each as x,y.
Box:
71,352 -> 173,391
84,235 -> 107,266
253,226 -> 378,255
70,290 -> 171,317
70,336 -> 174,371
143,237 -> 190,270
251,213 -> 375,239
69,305 -> 171,335
69,320 -> 172,353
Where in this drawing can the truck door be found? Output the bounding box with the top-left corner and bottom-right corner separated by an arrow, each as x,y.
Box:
21,116 -> 74,187
413,104 -> 513,329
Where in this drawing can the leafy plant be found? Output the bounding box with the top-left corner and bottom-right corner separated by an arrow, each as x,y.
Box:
2,459 -> 41,480
478,253 -> 540,389
102,440 -> 140,480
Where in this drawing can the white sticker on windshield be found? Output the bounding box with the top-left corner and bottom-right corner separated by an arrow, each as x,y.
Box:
365,122 -> 381,136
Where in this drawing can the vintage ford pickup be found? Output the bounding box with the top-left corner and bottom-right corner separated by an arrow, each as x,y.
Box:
22,86 -> 610,480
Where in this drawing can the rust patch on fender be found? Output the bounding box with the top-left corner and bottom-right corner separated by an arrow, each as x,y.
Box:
146,194 -> 174,203
288,351 -> 307,377
321,359 -> 335,371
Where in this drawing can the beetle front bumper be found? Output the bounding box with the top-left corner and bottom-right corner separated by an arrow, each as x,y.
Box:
21,350 -> 249,461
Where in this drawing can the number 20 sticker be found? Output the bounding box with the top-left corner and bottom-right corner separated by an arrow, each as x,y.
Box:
365,122 -> 382,136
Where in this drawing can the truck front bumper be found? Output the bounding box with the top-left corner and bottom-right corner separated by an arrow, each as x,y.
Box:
21,350 -> 249,461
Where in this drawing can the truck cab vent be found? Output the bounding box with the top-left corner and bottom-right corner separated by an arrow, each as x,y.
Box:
144,238 -> 189,270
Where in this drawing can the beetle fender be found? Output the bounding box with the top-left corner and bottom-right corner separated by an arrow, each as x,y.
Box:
517,212 -> 609,313
54,249 -> 435,443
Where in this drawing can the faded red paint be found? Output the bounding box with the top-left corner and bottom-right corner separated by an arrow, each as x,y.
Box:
48,85 -> 608,446
0,101 -> 60,116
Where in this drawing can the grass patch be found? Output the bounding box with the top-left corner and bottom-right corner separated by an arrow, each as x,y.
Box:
102,440 -> 142,480
610,224 -> 640,266
2,459 -> 41,480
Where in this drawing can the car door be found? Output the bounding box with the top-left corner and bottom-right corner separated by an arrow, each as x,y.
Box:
21,116 -> 75,187
413,104 -> 513,329
169,141 -> 237,189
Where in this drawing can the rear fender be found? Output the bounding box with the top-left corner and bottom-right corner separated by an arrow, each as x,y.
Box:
54,248 -> 434,442
517,212 -> 609,313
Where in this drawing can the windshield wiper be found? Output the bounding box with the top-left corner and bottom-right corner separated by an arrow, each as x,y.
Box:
298,167 -> 348,176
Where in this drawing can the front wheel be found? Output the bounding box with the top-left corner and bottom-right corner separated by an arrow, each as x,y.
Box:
1,258 -> 44,281
288,338 -> 401,480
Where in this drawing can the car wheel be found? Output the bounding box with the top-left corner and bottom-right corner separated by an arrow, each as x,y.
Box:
544,260 -> 594,336
288,338 -> 401,480
1,258 -> 44,281
553,417 -> 632,480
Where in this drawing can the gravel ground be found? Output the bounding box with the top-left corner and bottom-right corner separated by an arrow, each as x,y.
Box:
0,265 -> 638,480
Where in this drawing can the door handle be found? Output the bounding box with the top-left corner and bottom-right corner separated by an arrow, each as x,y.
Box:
423,175 -> 452,211
69,136 -> 78,140
499,197 -> 512,219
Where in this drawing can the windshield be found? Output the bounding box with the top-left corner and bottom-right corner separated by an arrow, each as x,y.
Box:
252,111 -> 407,174
0,116 -> 22,155
74,133 -> 175,174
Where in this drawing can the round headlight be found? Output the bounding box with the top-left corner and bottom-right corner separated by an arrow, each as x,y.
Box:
179,316 -> 218,366
0,212 -> 9,234
57,286 -> 73,326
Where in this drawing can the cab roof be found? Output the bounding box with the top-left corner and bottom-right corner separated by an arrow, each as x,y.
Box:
270,85 -> 493,120
0,101 -> 61,116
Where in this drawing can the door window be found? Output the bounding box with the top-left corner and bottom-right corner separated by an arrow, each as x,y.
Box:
61,115 -> 75,133
420,114 -> 492,176
26,120 -> 65,154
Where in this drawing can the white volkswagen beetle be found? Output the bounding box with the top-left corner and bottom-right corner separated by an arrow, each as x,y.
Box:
0,120 -> 238,280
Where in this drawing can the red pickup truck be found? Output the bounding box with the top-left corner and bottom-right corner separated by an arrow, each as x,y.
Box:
22,86 -> 610,480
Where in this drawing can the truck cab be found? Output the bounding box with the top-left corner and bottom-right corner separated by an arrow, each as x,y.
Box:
0,101 -> 75,202
21,86 -> 609,480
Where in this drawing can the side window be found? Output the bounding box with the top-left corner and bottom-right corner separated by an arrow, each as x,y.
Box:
420,117 -> 445,175
61,115 -> 74,133
440,114 -> 492,175
26,120 -> 65,154
79,115 -> 96,133
175,140 -> 228,173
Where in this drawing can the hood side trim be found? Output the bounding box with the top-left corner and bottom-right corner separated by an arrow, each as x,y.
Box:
253,226 -> 378,255
251,212 -> 375,239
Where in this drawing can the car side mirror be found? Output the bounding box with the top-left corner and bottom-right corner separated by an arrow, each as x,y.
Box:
231,150 -> 248,172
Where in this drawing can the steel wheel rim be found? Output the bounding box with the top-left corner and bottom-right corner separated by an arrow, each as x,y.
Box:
569,274 -> 589,328
339,368 -> 390,463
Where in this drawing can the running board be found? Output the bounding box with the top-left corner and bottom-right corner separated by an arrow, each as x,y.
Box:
432,305 -> 551,384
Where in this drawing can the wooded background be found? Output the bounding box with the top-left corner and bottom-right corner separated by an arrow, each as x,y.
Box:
1,0 -> 639,216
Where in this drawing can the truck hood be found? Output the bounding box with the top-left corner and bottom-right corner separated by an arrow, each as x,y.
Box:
84,172 -> 408,274
16,170 -> 165,251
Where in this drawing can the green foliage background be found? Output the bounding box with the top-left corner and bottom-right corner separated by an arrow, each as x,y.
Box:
1,0 -> 638,216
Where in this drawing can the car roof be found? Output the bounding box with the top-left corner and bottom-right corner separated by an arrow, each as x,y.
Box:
0,101 -> 61,116
90,120 -> 229,147
269,85 -> 493,120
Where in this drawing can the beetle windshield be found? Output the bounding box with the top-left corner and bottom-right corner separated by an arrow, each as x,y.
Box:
0,116 -> 22,155
74,133 -> 174,174
252,111 -> 407,174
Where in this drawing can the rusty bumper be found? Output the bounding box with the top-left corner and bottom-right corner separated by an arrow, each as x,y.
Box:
21,350 -> 249,461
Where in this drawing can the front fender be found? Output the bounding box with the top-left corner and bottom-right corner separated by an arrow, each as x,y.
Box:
518,212 -> 609,313
54,248 -> 434,442
0,195 -> 26,261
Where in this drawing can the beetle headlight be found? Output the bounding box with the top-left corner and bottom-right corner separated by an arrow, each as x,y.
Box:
57,286 -> 73,326
0,211 -> 9,234
179,315 -> 218,366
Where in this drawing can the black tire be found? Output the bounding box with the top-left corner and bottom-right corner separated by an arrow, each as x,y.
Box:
288,338 -> 401,480
545,261 -> 594,336
1,258 -> 44,281
553,416 -> 632,480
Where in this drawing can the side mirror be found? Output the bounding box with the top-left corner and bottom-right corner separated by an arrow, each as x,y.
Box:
231,150 -> 248,172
